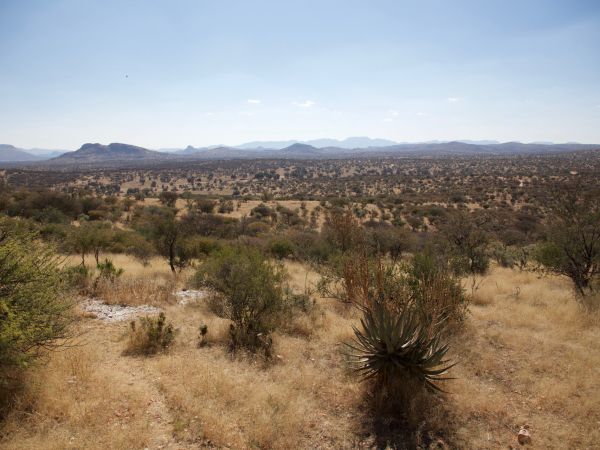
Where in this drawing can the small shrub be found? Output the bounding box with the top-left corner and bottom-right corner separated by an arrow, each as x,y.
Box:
490,242 -> 516,268
440,211 -> 490,275
269,239 -> 294,259
196,198 -> 217,214
401,252 -> 468,330
96,258 -> 124,282
198,323 -> 208,347
125,312 -> 175,355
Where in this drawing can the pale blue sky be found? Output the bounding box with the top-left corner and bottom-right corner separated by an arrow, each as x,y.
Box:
1,0 -> 599,149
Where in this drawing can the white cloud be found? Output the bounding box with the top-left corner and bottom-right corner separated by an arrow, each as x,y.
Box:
416,112 -> 426,116
389,109 -> 399,116
383,118 -> 394,122
239,111 -> 255,117
204,112 -> 214,116
247,99 -> 261,104
447,97 -> 459,103
292,100 -> 315,108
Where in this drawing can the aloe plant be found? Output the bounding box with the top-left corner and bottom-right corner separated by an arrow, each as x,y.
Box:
346,302 -> 455,392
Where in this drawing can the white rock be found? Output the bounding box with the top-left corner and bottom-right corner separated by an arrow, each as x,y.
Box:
517,426 -> 531,445
174,289 -> 209,305
81,299 -> 161,322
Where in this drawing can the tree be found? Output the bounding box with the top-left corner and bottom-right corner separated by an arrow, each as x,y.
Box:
87,222 -> 114,264
149,209 -> 180,272
322,208 -> 364,253
535,187 -> 600,299
68,223 -> 94,265
67,221 -> 113,265
195,198 -> 217,214
0,222 -> 72,378
134,206 -> 192,272
158,191 -> 178,208
440,211 -> 490,275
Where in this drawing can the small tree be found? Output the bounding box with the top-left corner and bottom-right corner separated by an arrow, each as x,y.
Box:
135,207 -> 183,272
86,222 -> 114,265
535,188 -> 600,300
194,246 -> 287,355
158,191 -> 178,208
195,198 -> 217,214
440,211 -> 489,275
68,222 -> 94,265
322,208 -> 364,253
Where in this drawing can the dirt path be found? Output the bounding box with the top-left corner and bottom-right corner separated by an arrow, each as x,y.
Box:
91,321 -> 187,450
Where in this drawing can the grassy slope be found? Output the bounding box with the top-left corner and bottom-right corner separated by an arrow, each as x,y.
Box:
1,257 -> 599,449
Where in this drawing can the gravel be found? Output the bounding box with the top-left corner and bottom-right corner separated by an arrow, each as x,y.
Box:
81,299 -> 161,322
81,289 -> 209,322
174,289 -> 209,305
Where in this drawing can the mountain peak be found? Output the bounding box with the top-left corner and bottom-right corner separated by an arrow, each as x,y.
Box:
51,142 -> 169,163
280,143 -> 320,154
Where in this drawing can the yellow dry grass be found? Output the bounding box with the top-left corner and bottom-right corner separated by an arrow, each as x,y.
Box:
1,259 -> 599,449
63,253 -> 173,279
94,276 -> 176,306
451,267 -> 600,448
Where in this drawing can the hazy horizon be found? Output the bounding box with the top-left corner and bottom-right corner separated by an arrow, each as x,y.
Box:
1,0 -> 599,148
6,137 -> 599,155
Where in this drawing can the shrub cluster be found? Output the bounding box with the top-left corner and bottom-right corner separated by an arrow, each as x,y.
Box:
193,246 -> 289,357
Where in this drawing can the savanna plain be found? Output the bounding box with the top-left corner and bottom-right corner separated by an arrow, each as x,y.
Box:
1,152 -> 599,449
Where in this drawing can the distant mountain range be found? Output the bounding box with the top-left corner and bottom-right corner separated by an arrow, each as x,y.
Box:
160,141 -> 599,160
1,139 -> 599,166
233,136 -> 400,150
0,144 -> 65,161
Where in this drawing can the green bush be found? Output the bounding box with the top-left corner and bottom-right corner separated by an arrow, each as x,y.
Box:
269,239 -> 294,259
286,230 -> 335,263
96,258 -> 124,283
63,264 -> 93,293
0,224 -> 72,377
195,198 -> 217,214
194,246 -> 288,356
489,242 -> 516,268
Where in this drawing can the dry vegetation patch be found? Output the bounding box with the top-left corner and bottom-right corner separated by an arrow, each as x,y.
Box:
1,259 -> 599,449
450,267 -> 600,449
94,275 -> 176,307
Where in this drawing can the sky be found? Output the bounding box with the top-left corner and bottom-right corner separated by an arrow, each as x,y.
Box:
1,0 -> 599,150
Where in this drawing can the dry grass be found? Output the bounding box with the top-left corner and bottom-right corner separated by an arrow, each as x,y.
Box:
451,267 -> 600,448
1,260 -> 599,449
63,253 -> 175,279
94,276 -> 176,307
0,322 -> 178,450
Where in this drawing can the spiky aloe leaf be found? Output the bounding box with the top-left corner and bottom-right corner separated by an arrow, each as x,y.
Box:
345,302 -> 455,392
